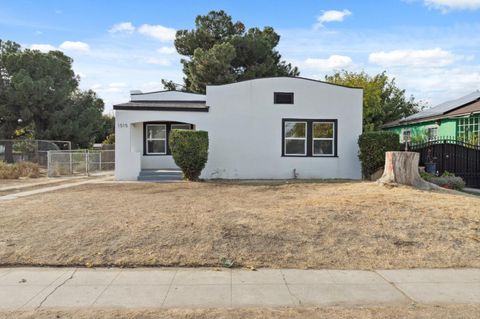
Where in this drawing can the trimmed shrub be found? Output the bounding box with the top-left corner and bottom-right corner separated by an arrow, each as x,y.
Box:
169,130 -> 209,181
421,171 -> 466,190
358,131 -> 401,178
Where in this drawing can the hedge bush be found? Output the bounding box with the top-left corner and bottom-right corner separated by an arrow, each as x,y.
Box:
421,171 -> 466,190
358,131 -> 400,178
169,130 -> 209,181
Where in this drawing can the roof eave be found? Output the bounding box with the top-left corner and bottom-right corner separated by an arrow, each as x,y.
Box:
113,105 -> 209,112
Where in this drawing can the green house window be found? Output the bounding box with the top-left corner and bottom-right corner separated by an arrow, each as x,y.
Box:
457,115 -> 480,145
427,126 -> 438,141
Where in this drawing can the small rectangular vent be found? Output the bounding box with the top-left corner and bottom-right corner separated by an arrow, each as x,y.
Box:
274,92 -> 294,104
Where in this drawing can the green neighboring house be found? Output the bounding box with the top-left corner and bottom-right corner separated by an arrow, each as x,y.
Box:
383,91 -> 480,144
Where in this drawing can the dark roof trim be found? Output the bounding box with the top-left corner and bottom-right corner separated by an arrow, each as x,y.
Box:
207,76 -> 363,90
114,105 -> 209,112
131,100 -> 206,104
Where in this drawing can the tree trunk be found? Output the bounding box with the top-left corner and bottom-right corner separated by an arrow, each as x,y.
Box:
4,141 -> 14,163
377,151 -> 438,190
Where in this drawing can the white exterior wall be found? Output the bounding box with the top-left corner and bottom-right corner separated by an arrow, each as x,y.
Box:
115,110 -> 211,180
115,77 -> 362,180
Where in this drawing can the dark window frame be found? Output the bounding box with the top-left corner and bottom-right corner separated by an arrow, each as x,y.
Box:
274,92 -> 294,104
143,121 -> 193,156
281,118 -> 338,157
145,123 -> 167,155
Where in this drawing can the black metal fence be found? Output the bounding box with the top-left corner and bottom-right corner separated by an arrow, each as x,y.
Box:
409,138 -> 480,188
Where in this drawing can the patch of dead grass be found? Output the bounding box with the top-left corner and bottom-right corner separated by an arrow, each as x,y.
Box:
1,305 -> 480,319
0,181 -> 479,269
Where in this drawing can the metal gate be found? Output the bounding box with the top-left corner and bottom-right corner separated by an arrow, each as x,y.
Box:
47,149 -> 115,177
410,138 -> 480,188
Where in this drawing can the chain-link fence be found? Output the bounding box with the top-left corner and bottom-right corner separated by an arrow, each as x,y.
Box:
0,139 -> 71,167
47,149 -> 115,177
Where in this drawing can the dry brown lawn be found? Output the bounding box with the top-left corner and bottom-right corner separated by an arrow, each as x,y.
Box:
0,181 -> 479,269
0,177 -> 48,188
2,305 -> 480,319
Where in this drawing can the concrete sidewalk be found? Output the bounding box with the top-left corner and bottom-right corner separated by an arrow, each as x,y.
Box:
0,175 -> 112,201
0,268 -> 479,310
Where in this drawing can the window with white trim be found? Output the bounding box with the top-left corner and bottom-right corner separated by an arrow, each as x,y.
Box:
426,126 -> 438,141
312,122 -> 335,156
402,129 -> 411,143
282,119 -> 337,157
146,124 -> 166,154
284,121 -> 307,155
457,115 -> 480,144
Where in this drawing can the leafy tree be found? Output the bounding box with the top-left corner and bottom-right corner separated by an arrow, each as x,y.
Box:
0,42 -> 79,138
102,133 -> 115,144
169,10 -> 299,93
325,71 -> 422,132
186,42 -> 237,93
0,39 -> 105,157
161,79 -> 180,91
46,90 -> 105,148
95,114 -> 115,144
0,41 -> 22,142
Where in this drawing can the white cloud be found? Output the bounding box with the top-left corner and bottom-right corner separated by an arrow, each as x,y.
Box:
59,41 -> 90,52
30,44 -> 56,52
304,55 -> 353,71
424,0 -> 480,11
108,82 -> 127,88
138,24 -> 176,41
157,46 -> 176,54
145,57 -> 171,66
368,48 -> 456,67
315,9 -> 352,28
92,82 -> 128,93
91,84 -> 102,90
109,22 -> 135,34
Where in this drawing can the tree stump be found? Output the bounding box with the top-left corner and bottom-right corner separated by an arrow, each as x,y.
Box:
377,151 -> 438,190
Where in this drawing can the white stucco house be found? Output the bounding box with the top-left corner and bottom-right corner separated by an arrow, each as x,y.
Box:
114,77 -> 363,180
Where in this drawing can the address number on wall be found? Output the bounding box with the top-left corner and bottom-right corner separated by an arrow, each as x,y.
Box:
118,123 -> 128,128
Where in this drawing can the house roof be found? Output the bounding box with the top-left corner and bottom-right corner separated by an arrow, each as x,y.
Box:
383,90 -> 480,128
130,90 -> 206,101
207,76 -> 363,90
113,100 -> 209,112
113,90 -> 208,111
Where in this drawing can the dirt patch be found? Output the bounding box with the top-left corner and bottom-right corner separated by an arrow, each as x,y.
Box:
1,305 -> 479,319
0,181 -> 479,269
0,177 -> 48,188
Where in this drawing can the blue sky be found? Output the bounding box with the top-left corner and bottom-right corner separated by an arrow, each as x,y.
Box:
1,0 -> 480,113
